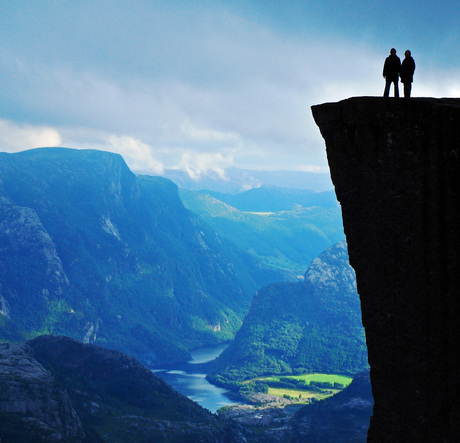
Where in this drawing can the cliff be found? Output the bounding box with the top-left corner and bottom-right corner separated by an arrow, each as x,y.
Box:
312,97 -> 460,441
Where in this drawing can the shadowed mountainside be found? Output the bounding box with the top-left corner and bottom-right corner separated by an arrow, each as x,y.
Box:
312,97 -> 460,441
0,335 -> 243,442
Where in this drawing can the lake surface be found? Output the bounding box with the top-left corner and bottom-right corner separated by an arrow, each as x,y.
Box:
153,344 -> 243,413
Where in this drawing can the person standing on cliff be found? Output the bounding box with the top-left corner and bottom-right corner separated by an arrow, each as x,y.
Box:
400,50 -> 416,98
383,48 -> 401,97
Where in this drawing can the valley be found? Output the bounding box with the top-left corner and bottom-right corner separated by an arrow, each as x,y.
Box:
152,342 -> 361,438
179,186 -> 344,279
153,343 -> 353,414
0,147 -> 372,441
0,147 -> 349,369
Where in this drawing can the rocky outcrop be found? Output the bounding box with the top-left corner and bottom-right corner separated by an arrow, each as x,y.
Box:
0,199 -> 70,300
312,97 -> 460,441
0,342 -> 85,442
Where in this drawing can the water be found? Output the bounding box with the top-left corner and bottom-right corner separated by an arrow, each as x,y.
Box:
153,344 -> 243,413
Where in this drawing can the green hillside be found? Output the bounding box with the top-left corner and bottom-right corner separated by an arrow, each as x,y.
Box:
0,148 -> 286,365
208,241 -> 368,385
179,189 -> 344,279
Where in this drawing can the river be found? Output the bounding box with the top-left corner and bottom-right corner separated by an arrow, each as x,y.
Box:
152,344 -> 243,413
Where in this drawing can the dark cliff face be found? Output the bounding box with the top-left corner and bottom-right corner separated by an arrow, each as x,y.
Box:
312,97 -> 460,441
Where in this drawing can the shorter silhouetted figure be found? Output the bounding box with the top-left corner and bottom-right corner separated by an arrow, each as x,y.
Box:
383,48 -> 401,97
400,50 -> 416,98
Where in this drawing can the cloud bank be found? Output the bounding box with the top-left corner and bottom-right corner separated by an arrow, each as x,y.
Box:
0,1 -> 459,174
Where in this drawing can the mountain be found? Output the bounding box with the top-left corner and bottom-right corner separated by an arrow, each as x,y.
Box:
0,148 -> 286,365
209,241 -> 368,385
179,188 -> 344,279
159,167 -> 334,194
0,335 -> 243,442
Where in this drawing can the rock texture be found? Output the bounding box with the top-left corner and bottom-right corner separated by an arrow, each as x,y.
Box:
312,97 -> 460,441
0,342 -> 85,442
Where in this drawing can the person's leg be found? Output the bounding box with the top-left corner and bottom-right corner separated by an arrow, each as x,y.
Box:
384,81 -> 391,97
406,83 -> 412,98
394,80 -> 399,98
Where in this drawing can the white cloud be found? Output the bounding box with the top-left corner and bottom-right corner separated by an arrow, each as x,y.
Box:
2,3 -> 458,174
413,75 -> 460,99
180,118 -> 241,145
175,150 -> 235,180
105,135 -> 164,174
0,119 -> 62,152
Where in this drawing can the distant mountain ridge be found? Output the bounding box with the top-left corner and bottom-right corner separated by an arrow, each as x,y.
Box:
0,148 -> 286,365
180,188 -> 344,279
197,186 -> 339,212
159,167 -> 334,194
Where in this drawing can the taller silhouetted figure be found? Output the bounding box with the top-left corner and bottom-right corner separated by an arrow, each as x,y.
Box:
383,48 -> 401,97
400,50 -> 416,98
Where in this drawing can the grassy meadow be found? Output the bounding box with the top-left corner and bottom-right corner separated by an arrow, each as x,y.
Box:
245,373 -> 353,403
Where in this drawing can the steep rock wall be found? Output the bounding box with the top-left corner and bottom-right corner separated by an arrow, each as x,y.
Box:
312,97 -> 460,441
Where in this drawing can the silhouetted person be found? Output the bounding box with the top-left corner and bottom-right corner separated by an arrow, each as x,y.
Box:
383,48 -> 401,97
400,50 -> 416,98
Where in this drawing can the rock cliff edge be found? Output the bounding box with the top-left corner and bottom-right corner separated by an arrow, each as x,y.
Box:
312,97 -> 460,442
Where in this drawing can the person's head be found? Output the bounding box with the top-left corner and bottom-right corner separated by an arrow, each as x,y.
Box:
405,50 -> 411,58
390,48 -> 396,55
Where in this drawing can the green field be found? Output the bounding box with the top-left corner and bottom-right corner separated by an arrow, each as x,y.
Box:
266,373 -> 353,386
246,373 -> 353,403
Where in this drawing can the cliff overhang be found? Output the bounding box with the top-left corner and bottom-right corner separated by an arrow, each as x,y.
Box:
312,97 -> 460,441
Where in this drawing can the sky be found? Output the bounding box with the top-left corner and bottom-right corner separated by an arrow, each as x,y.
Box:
0,0 -> 459,177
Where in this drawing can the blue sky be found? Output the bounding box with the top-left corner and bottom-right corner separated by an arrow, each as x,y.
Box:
0,0 -> 459,176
